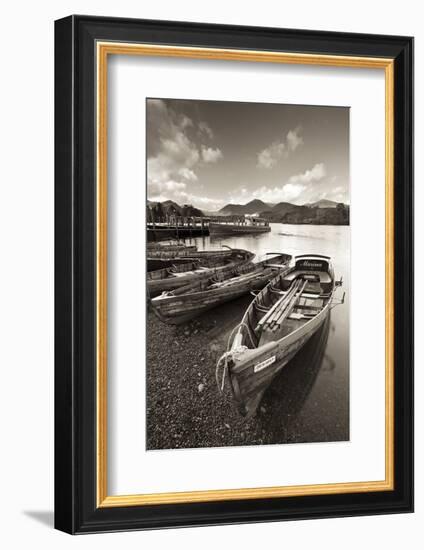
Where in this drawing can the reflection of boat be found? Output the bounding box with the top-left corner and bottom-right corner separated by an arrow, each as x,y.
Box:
209,217 -> 271,235
151,253 -> 292,325
216,254 -> 344,417
147,248 -> 255,298
259,315 -> 330,419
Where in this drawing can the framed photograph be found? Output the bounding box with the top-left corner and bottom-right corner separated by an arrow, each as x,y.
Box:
54,15 -> 413,533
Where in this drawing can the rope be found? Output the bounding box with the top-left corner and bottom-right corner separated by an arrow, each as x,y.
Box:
215,321 -> 256,393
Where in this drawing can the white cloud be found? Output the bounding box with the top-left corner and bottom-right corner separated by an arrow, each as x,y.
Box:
160,133 -> 200,169
147,101 -> 223,207
257,142 -> 286,169
286,127 -> 303,151
180,114 -> 193,129
187,195 -> 225,210
178,168 -> 198,181
257,127 -> 303,169
288,163 -> 326,184
228,163 -> 329,206
149,186 -> 225,211
317,185 -> 349,204
201,146 -> 223,163
229,183 -> 306,205
199,121 -> 214,139
147,177 -> 187,198
147,101 -> 200,186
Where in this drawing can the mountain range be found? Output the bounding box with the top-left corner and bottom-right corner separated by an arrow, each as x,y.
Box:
217,198 -> 341,216
147,198 -> 349,225
218,199 -> 272,216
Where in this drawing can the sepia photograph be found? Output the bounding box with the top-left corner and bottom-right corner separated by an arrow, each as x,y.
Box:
146,98 -> 349,450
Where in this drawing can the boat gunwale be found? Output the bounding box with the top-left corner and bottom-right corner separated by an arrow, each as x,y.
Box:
230,298 -> 333,375
150,255 -> 292,323
235,256 -> 336,359
153,254 -> 292,300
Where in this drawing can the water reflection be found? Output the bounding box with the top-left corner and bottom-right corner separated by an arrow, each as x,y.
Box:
260,315 -> 330,418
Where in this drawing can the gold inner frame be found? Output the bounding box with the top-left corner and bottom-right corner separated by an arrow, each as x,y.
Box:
96,42 -> 395,508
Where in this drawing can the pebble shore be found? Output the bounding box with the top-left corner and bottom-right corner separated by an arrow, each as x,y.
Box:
146,297 -> 348,450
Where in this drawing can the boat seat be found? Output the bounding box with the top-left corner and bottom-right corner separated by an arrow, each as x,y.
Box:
170,270 -> 197,277
288,312 -> 305,320
296,304 -> 322,311
269,286 -> 285,295
284,270 -> 331,284
254,302 -> 270,313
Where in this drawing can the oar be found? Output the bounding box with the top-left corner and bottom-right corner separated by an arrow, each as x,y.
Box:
271,280 -> 308,331
268,280 -> 303,329
256,280 -> 299,331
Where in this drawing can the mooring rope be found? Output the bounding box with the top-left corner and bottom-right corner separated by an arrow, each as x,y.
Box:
215,321 -> 256,393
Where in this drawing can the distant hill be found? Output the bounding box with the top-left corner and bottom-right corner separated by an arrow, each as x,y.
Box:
147,200 -> 203,221
272,202 -> 302,215
218,199 -> 269,216
306,199 -> 340,208
147,198 -> 349,225
218,199 -> 342,216
244,199 -> 269,213
217,203 -> 247,216
281,204 -> 349,225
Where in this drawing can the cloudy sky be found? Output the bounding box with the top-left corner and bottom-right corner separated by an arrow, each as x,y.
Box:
146,98 -> 349,211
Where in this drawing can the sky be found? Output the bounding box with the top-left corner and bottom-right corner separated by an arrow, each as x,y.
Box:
146,98 -> 349,212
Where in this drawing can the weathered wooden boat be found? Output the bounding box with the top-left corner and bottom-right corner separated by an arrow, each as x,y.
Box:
147,241 -> 197,255
151,253 -> 292,324
147,241 -> 198,271
147,247 -> 255,298
209,217 -> 271,235
216,254 -> 344,417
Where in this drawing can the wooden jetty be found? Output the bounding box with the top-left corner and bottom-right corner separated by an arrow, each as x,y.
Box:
147,215 -> 272,241
147,216 -> 209,242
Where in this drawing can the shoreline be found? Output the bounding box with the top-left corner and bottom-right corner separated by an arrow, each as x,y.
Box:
146,302 -> 348,450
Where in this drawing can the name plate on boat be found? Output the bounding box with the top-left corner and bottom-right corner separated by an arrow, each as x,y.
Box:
254,355 -> 276,373
296,259 -> 328,271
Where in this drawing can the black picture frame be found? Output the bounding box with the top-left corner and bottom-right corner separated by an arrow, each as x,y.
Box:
55,15 -> 414,534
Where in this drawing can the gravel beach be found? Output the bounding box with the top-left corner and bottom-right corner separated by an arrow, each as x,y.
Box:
146,296 -> 348,450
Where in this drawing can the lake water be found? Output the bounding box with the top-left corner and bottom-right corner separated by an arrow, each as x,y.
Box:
184,223 -> 350,443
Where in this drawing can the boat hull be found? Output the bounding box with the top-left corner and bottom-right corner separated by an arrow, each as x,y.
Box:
147,249 -> 254,297
229,303 -> 330,417
147,257 -> 196,272
152,272 -> 273,324
209,222 -> 271,235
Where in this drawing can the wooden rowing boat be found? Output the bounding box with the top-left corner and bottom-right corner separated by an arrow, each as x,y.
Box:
147,241 -> 198,271
147,241 -> 197,256
147,247 -> 255,298
216,254 -> 344,417
151,253 -> 292,324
